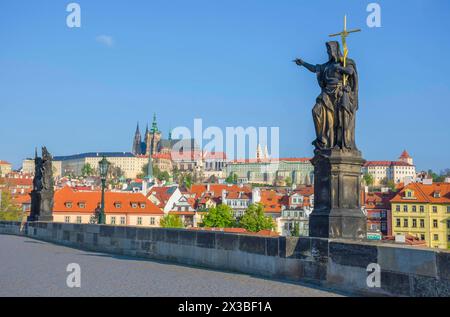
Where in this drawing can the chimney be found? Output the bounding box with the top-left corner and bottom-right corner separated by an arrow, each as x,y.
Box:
445,177 -> 450,184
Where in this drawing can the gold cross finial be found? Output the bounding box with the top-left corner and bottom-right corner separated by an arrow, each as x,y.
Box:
329,15 -> 361,86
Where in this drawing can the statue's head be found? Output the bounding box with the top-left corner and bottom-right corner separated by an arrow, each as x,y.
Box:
326,41 -> 342,62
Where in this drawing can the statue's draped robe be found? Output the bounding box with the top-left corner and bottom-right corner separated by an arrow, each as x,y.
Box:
337,59 -> 358,150
313,58 -> 358,150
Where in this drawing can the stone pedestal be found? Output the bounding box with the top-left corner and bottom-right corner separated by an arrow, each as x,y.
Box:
28,190 -> 53,222
309,149 -> 367,240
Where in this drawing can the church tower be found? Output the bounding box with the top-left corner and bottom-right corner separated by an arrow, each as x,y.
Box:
145,113 -> 162,155
132,122 -> 142,155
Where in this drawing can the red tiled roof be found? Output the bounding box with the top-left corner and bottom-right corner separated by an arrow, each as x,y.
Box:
364,161 -> 412,167
259,190 -> 284,213
399,150 -> 411,159
189,184 -> 250,200
0,160 -> 11,165
390,182 -> 450,204
54,186 -> 163,214
147,186 -> 177,208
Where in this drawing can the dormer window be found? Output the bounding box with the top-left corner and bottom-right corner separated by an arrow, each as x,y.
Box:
433,191 -> 441,198
65,202 -> 72,208
114,202 -> 122,208
78,202 -> 86,209
131,203 -> 138,208
404,190 -> 416,199
140,203 -> 146,209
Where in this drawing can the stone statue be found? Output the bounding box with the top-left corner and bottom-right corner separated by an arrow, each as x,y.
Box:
28,147 -> 54,222
294,16 -> 367,240
294,41 -> 358,151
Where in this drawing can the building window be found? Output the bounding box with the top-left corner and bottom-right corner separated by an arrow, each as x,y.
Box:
64,216 -> 71,223
120,217 -> 126,225
111,217 -> 116,225
447,206 -> 450,213
403,205 -> 408,212
396,218 -> 401,228
420,219 -> 425,228
433,219 -> 438,228
412,219 -> 417,228
433,234 -> 439,241
420,206 -> 424,213
65,202 -> 72,208
150,217 -> 155,225
412,205 -> 417,212
448,235 -> 450,242
115,203 -> 121,209
432,206 -> 438,213
448,220 -> 450,229
396,205 -> 400,212
76,216 -> 82,224
420,234 -> 425,241
137,217 -> 142,225
78,203 -> 86,209
403,219 -> 408,228
140,203 -> 146,209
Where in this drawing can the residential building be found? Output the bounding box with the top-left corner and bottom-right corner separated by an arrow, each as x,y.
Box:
276,186 -> 314,236
53,186 -> 164,226
0,172 -> 33,198
363,150 -> 416,185
363,191 -> 395,237
390,181 -> 450,249
168,194 -> 204,227
0,161 -> 12,176
147,185 -> 182,213
221,187 -> 253,218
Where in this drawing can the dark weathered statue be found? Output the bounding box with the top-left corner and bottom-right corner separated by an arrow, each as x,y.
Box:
294,17 -> 367,240
295,41 -> 358,151
28,147 -> 54,222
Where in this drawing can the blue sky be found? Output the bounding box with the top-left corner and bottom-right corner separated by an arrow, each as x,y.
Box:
0,0 -> 449,171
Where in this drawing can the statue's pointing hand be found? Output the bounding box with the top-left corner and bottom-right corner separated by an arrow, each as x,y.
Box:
294,58 -> 304,66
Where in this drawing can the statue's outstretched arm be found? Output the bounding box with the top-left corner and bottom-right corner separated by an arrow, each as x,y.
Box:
294,59 -> 317,73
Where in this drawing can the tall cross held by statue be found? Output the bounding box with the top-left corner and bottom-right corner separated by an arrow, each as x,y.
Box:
329,15 -> 361,86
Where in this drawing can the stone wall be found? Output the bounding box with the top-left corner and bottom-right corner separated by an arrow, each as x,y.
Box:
0,221 -> 449,296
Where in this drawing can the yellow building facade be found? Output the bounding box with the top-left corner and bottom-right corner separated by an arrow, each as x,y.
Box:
391,182 -> 450,249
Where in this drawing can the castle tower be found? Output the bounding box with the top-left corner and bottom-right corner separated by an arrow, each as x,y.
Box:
399,150 -> 413,165
132,122 -> 142,155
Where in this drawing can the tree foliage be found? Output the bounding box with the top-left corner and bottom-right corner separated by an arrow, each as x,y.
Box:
81,163 -> 94,177
202,204 -> 235,228
363,173 -> 374,186
0,190 -> 23,221
160,214 -> 184,228
290,222 -> 300,237
239,203 -> 275,233
225,173 -> 238,184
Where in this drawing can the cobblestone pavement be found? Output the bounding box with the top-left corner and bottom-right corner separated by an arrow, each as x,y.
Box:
0,235 -> 344,297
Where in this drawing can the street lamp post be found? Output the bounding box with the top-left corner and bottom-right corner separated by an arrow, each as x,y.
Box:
98,156 -> 110,225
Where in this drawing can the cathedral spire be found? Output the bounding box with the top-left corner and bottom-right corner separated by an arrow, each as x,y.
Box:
132,122 -> 142,155
151,113 -> 159,133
